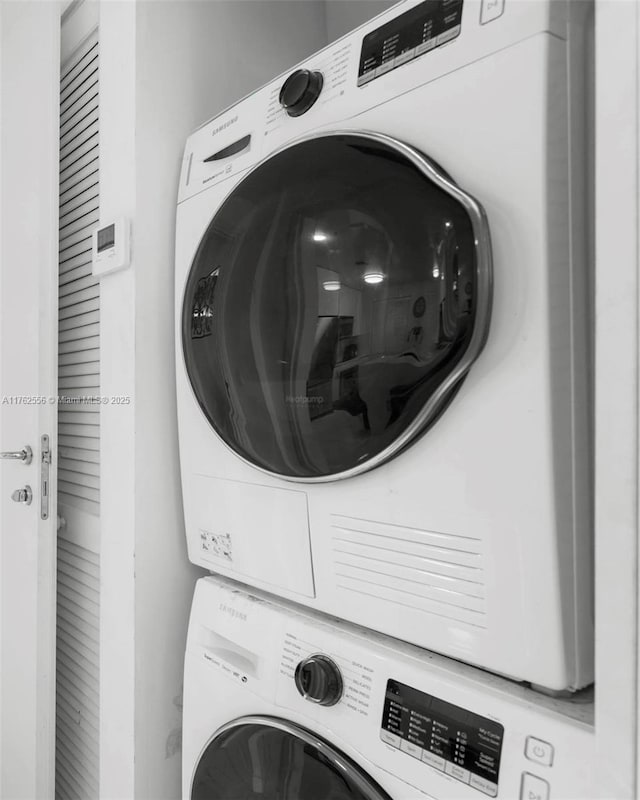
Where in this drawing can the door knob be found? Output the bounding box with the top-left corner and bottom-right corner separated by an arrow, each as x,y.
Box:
11,486 -> 33,505
1,446 -> 32,464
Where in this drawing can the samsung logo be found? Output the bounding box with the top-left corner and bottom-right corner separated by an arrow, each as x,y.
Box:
211,115 -> 238,137
219,602 -> 247,622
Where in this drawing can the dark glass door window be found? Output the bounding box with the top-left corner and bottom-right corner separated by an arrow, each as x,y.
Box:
182,133 -> 491,480
191,719 -> 392,800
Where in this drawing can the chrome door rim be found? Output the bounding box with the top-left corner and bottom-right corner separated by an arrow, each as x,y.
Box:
190,714 -> 394,800
180,128 -> 493,483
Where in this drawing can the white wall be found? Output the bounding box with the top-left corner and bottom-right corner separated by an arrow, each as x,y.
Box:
100,2 -> 328,799
594,1 -> 640,797
324,0 -> 397,43
99,3 -> 137,797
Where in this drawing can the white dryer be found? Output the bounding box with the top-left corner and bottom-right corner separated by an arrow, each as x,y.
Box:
175,0 -> 594,691
183,576 -> 595,800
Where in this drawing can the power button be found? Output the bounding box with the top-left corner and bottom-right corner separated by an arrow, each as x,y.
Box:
525,737 -> 554,767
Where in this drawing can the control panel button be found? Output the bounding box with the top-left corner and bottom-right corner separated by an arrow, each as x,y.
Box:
480,0 -> 505,24
357,69 -> 376,87
375,60 -> 395,78
380,730 -> 401,749
525,737 -> 554,767
422,751 -> 445,771
415,39 -> 437,56
400,740 -> 422,760
445,762 -> 471,784
436,25 -> 461,45
520,772 -> 550,800
470,775 -> 498,797
394,48 -> 415,68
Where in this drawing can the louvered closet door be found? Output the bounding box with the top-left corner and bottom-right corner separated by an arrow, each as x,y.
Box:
56,14 -> 100,800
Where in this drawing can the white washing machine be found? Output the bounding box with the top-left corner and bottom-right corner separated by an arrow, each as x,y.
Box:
175,0 -> 594,691
183,576 -> 595,800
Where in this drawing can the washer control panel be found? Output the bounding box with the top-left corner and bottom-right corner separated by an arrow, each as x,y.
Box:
191,578 -> 595,800
381,679 -> 503,796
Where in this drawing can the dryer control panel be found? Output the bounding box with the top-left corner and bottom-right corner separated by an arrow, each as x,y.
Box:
358,0 -> 463,86
178,0 -> 569,205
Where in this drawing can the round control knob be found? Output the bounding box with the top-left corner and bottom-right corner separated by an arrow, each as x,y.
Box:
279,69 -> 323,117
294,654 -> 343,706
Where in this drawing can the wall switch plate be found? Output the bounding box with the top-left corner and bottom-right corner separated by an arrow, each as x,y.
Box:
92,218 -> 131,276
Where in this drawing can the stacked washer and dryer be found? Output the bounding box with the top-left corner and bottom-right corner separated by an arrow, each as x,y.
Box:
175,0 -> 595,797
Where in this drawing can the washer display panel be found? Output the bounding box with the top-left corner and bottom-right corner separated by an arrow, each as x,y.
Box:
191,718 -> 392,800
182,133 -> 491,480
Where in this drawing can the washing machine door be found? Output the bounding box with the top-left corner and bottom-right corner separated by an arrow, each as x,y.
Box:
182,131 -> 492,481
190,716 -> 393,800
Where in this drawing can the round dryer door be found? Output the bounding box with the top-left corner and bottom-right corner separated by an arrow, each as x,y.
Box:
182,131 -> 492,481
190,716 -> 392,800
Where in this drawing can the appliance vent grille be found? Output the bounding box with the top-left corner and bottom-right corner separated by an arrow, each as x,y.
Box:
56,537 -> 100,800
330,514 -> 487,628
56,30 -> 101,800
58,35 -> 100,516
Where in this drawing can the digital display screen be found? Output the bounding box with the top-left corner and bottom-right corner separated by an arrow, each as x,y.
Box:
380,679 -> 503,797
97,224 -> 115,253
358,0 -> 463,86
